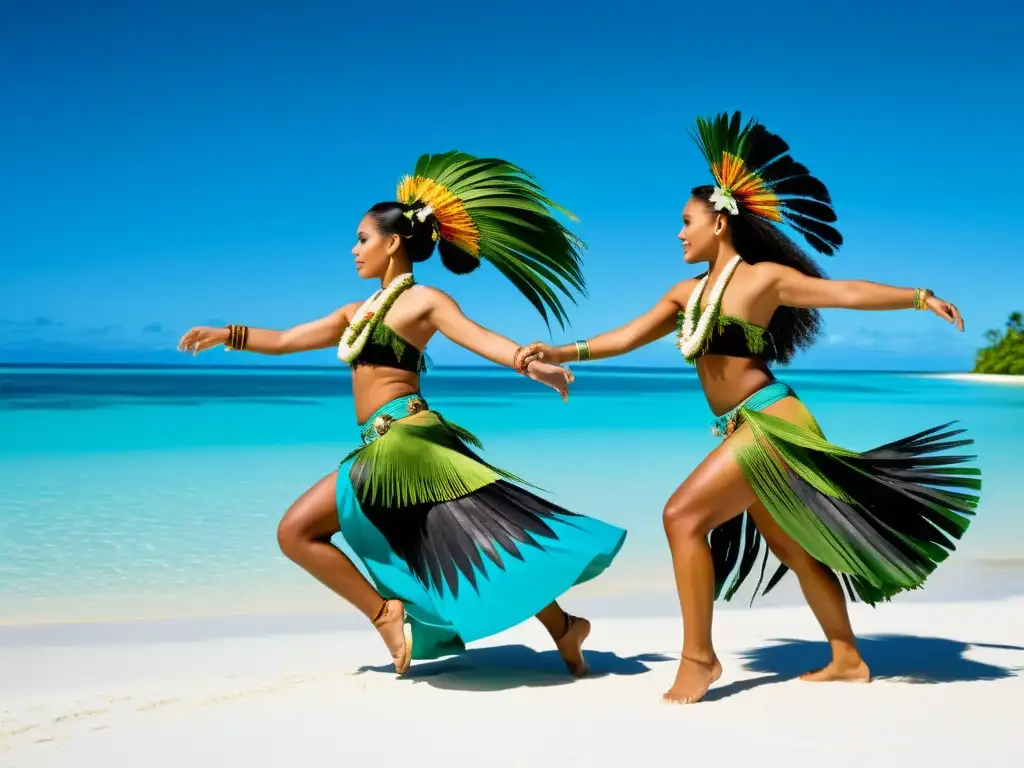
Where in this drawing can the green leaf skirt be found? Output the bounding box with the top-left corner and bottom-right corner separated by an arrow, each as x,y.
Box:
709,381 -> 981,605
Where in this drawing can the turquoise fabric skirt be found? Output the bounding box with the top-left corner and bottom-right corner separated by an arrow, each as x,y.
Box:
336,394 -> 626,660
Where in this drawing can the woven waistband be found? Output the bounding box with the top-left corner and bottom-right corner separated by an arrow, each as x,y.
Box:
710,380 -> 794,438
359,394 -> 429,444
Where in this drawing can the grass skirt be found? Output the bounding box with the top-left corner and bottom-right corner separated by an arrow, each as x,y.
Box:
711,382 -> 981,605
336,394 -> 626,659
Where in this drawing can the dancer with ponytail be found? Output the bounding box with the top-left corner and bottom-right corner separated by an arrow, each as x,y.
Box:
516,112 -> 980,703
178,152 -> 626,677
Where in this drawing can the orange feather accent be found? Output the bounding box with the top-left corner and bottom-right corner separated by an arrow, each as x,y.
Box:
712,152 -> 782,223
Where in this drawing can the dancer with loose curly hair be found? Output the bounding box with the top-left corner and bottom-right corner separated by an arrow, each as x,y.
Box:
516,113 -> 980,703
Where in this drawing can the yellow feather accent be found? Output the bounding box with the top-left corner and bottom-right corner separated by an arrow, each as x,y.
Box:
396,175 -> 481,257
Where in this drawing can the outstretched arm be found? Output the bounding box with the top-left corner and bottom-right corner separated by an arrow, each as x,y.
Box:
428,291 -> 525,368
762,264 -> 965,330
427,289 -> 573,397
178,305 -> 354,356
519,283 -> 689,366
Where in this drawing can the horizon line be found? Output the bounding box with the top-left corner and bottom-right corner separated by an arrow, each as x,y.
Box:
0,361 -> 973,375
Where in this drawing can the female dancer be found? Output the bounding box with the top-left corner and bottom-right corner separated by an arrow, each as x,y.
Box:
178,151 -> 626,676
516,112 -> 981,703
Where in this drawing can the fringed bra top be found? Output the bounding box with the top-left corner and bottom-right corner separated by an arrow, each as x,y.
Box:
351,323 -> 428,374
677,312 -> 777,361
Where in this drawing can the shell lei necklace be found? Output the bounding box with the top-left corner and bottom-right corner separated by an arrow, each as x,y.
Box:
677,255 -> 743,361
337,273 -> 415,363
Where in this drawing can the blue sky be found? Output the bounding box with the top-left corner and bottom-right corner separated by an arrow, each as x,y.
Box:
1,0 -> 1021,370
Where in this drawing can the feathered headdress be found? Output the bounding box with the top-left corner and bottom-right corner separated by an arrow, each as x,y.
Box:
396,151 -> 586,329
691,112 -> 842,256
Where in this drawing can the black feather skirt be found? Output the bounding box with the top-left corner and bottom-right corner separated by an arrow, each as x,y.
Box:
336,395 -> 626,660
709,382 -> 982,606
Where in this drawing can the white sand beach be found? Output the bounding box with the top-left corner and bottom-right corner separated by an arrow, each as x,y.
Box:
3,598 -> 1022,767
919,373 -> 1024,386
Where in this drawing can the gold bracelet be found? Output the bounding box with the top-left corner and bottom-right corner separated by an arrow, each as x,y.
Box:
574,340 -> 591,361
913,288 -> 932,311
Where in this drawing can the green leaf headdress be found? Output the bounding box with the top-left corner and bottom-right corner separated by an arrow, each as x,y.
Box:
396,151 -> 586,330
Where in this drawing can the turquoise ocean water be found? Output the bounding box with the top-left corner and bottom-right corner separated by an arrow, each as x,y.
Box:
1,365 -> 1021,625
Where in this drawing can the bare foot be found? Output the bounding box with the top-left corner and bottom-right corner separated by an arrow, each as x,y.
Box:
800,658 -> 871,683
556,615 -> 591,677
373,599 -> 412,675
662,655 -> 722,704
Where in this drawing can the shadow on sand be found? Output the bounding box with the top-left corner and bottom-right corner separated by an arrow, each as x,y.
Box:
704,634 -> 1024,702
356,644 -> 674,692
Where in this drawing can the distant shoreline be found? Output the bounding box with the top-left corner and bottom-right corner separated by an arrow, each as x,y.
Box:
918,373 -> 1024,386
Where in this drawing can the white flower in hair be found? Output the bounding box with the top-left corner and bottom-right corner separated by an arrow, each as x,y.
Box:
415,205 -> 434,222
710,186 -> 739,216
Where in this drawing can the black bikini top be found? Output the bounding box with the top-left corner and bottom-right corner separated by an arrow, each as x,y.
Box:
676,258 -> 778,362
677,312 -> 777,361
351,323 -> 428,374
